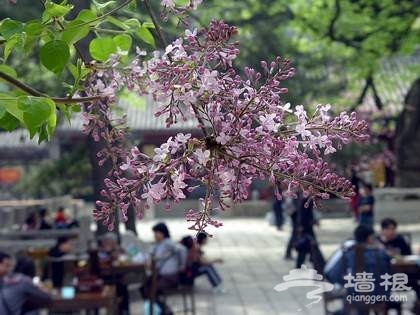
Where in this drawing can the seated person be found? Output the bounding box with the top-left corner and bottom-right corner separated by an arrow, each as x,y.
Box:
98,232 -> 123,262
47,237 -> 73,288
179,236 -> 200,285
14,257 -> 36,279
324,225 -> 390,314
54,207 -> 68,228
38,208 -> 52,230
21,213 -> 38,231
196,232 -> 225,293
141,222 -> 186,314
0,252 -> 51,315
379,217 -> 412,256
98,232 -> 129,315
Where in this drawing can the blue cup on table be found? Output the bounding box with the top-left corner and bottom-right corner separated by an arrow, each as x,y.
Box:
61,286 -> 75,299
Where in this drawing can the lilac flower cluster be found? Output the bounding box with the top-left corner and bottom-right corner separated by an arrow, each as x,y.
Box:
85,20 -> 369,233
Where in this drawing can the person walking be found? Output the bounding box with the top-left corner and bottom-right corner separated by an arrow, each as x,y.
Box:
284,196 -> 300,260
295,198 -> 323,269
357,183 -> 375,227
272,186 -> 284,230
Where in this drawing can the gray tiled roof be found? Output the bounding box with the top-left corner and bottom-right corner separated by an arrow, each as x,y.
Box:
64,95 -> 198,131
1,54 -> 419,152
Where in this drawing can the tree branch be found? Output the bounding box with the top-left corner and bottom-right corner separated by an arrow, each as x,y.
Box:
143,0 -> 168,50
370,76 -> 383,110
0,70 -> 102,104
349,75 -> 372,111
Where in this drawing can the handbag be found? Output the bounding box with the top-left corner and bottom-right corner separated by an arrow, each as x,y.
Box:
293,233 -> 311,251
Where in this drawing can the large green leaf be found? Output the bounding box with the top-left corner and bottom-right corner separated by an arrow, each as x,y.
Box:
113,34 -> 132,52
61,20 -> 90,45
89,37 -> 117,61
40,40 -> 70,74
0,19 -> 24,40
17,96 -> 55,137
24,21 -> 43,37
61,10 -> 96,45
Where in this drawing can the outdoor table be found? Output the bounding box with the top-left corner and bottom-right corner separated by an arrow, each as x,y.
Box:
99,262 -> 147,285
391,255 -> 420,300
46,285 -> 116,314
391,255 -> 420,282
0,229 -> 80,240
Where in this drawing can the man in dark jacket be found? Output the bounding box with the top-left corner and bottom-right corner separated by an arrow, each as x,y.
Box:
379,218 -> 412,256
0,252 -> 51,315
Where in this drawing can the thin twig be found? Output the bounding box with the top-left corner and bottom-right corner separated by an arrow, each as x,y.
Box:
0,70 -> 103,104
64,0 -> 134,30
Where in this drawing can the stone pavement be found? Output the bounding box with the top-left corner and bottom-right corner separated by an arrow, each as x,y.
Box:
127,217 -> 420,315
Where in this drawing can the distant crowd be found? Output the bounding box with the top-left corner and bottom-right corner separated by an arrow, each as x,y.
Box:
0,220 -> 225,315
21,206 -> 79,231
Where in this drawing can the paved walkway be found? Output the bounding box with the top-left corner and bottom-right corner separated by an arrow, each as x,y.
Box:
130,217 -> 420,315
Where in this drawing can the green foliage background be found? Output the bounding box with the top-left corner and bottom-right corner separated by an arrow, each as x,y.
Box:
0,0 -> 419,197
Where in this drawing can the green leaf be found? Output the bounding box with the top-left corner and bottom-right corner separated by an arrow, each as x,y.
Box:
0,65 -> 17,79
92,0 -> 116,11
38,123 -> 49,143
4,33 -> 25,61
24,21 -> 43,36
0,112 -> 20,131
0,104 -> 5,119
0,19 -> 24,40
61,10 -> 95,45
0,93 -> 23,122
106,16 -> 129,30
24,21 -> 44,52
68,63 -> 78,80
113,34 -> 132,52
77,9 -> 97,22
47,107 -> 57,136
89,37 -> 117,61
136,26 -> 155,47
124,18 -> 141,30
42,2 -> 73,22
71,104 -> 81,112
40,40 -> 70,74
142,21 -> 155,29
17,96 -> 54,134
61,20 -> 90,45
127,0 -> 137,11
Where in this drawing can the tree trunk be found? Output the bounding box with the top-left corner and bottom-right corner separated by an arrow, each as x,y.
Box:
125,206 -> 138,236
395,78 -> 420,187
